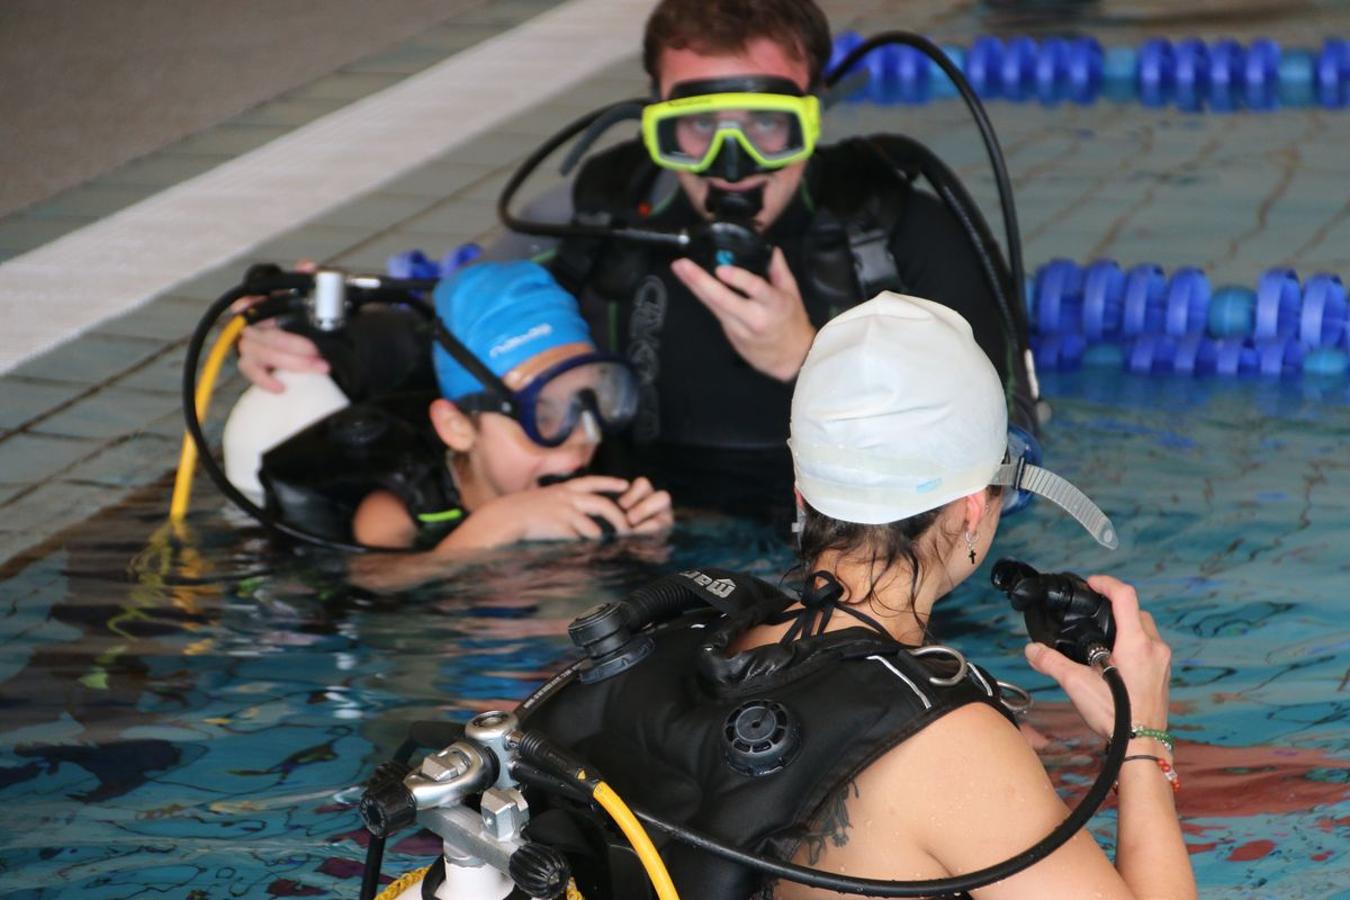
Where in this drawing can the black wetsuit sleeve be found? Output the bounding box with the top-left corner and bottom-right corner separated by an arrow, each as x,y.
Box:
889,189 -> 1013,382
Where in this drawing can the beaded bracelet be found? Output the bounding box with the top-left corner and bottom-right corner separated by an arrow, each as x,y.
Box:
1122,753 -> 1181,793
1130,724 -> 1175,751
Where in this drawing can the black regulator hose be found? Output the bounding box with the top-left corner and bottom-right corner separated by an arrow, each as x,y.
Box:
824,32 -> 1029,353
497,99 -> 690,251
625,664 -> 1130,896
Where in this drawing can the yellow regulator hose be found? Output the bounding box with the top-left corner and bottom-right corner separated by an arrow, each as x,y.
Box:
169,316 -> 246,521
372,864 -> 430,900
592,781 -> 680,900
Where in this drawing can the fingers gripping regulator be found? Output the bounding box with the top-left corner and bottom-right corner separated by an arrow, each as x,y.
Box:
358,562 -> 1130,899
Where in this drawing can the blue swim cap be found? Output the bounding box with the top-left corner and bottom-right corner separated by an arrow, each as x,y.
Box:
432,261 -> 593,401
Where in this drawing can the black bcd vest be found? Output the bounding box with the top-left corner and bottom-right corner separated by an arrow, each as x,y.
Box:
258,391 -> 463,547
517,569 -> 1014,900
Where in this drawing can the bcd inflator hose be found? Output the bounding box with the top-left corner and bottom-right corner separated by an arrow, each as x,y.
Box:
1026,258 -> 1348,378
827,32 -> 1349,111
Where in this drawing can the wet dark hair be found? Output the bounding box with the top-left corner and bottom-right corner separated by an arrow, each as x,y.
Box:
642,0 -> 834,89
794,487 -> 1004,636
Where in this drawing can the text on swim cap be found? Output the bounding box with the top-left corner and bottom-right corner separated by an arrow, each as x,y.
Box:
490,323 -> 553,358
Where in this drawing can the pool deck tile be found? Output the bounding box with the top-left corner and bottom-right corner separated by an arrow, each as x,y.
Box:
0,215 -> 97,256
28,387 -> 183,441
0,480 -> 135,543
169,265 -> 259,303
112,344 -> 192,395
95,296 -> 212,344
341,45 -> 460,76
7,334 -> 167,387
100,154 -> 234,190
245,225 -> 376,269
168,124 -> 295,158
230,97 -> 349,129
332,229 -> 493,271
289,72 -> 406,104
24,184 -> 161,221
377,162 -> 502,199
62,433 -> 182,489
0,433 -> 99,485
0,379 -> 84,430
309,195 -> 444,232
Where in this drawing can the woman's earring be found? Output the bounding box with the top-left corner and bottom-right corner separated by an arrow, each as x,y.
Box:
965,531 -> 977,565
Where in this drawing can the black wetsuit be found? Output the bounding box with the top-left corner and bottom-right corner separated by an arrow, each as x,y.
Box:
545,137 -> 1029,515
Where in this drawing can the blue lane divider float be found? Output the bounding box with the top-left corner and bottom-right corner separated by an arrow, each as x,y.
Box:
386,242 -> 483,281
828,33 -> 1348,111
1028,258 -> 1348,378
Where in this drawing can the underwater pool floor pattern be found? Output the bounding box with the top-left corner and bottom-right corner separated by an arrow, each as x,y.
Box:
1,0 -> 1349,896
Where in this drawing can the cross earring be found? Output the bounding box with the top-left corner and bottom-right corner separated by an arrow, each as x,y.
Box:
965,531 -> 977,565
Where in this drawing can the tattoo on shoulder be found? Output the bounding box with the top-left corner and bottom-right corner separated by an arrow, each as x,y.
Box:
800,778 -> 860,865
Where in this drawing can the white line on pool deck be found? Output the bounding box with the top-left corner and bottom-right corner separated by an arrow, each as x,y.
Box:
0,0 -> 650,375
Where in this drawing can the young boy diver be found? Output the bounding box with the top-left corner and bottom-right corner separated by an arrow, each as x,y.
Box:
260,261 -> 673,551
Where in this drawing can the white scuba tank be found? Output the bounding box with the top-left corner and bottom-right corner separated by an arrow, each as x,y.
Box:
222,371 -> 349,503
381,863 -> 516,899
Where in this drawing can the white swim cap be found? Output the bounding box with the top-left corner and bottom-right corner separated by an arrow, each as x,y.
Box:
790,293 -> 1006,525
789,292 -> 1118,547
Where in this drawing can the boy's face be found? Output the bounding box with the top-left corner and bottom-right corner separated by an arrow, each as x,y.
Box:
441,343 -> 605,501
469,409 -> 600,498
656,37 -> 813,232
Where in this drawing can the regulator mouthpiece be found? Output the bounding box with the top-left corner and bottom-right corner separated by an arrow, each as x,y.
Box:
992,558 -> 1116,665
691,185 -> 771,276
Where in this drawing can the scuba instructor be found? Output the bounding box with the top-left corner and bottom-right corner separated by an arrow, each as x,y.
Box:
235,0 -> 1038,515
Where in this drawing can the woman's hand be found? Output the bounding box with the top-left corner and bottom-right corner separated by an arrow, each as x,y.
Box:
616,476 -> 674,534
233,259 -> 327,392
1024,575 -> 1173,739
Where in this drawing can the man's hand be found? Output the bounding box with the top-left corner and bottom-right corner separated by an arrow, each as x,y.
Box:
233,259 -> 327,393
671,247 -> 815,381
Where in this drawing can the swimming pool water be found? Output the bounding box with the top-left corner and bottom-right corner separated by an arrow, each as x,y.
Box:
0,372 -> 1347,898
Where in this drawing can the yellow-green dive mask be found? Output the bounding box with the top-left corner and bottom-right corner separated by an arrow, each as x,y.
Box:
641,76 -> 821,181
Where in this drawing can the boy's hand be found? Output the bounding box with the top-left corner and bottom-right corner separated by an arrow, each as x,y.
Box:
461,476 -> 635,547
616,477 -> 674,534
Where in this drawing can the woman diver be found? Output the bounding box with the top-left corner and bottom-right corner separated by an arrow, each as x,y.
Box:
256,261 -> 674,551
506,292 -> 1195,898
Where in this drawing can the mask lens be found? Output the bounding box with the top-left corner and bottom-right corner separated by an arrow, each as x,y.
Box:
744,110 -> 793,154
526,359 -> 638,445
647,95 -> 812,172
673,113 -> 718,160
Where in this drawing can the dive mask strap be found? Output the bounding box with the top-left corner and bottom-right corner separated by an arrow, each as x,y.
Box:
992,459 -> 1120,550
432,322 -> 516,416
